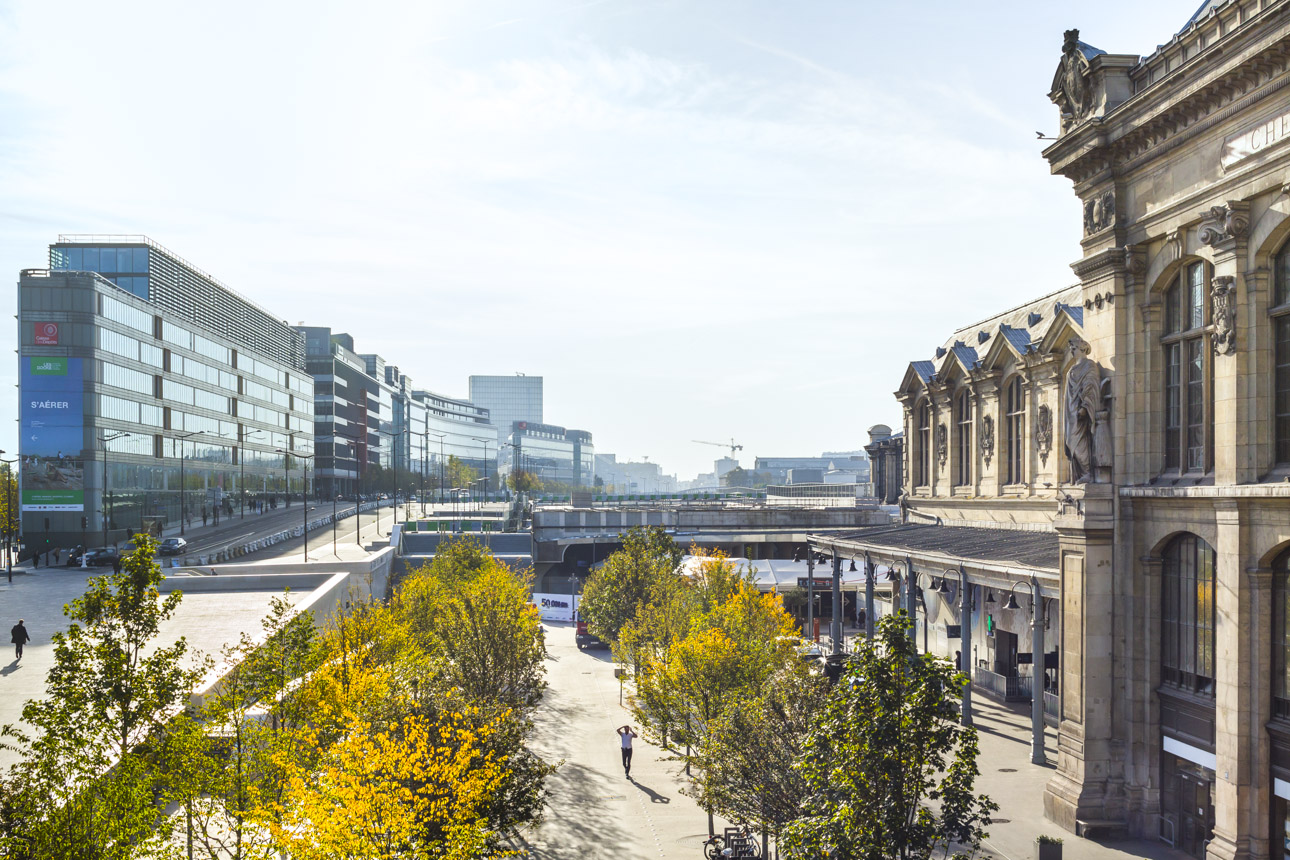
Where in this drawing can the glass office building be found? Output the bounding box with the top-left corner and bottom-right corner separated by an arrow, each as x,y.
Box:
502,422 -> 594,487
468,375 -> 542,437
298,327 -> 497,498
18,236 -> 313,551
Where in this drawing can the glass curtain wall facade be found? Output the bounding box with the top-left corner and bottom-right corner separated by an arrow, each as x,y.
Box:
503,421 -> 594,487
21,239 -> 312,550
468,375 -> 542,435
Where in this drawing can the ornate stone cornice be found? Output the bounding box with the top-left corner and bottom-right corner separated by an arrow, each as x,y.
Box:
1071,245 -> 1127,281
1198,201 -> 1250,249
1049,34 -> 1290,186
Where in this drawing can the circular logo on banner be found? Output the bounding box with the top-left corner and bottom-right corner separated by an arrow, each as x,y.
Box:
41,323 -> 57,337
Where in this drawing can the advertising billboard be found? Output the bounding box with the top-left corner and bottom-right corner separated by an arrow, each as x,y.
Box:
33,322 -> 59,345
21,356 -> 85,511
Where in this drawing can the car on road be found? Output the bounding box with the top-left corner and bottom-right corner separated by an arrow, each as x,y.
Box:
84,547 -> 120,567
159,537 -> 189,556
575,620 -> 608,651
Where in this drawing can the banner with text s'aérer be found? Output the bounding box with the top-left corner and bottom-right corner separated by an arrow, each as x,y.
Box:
21,356 -> 85,512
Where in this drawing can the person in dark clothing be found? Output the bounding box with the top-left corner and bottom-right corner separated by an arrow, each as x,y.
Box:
112,556 -> 121,574
11,620 -> 30,659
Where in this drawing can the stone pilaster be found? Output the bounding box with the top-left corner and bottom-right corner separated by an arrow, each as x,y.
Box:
1199,201 -> 1251,485
1046,482 -> 1124,831
1208,501 -> 1254,860
1248,566 -> 1274,860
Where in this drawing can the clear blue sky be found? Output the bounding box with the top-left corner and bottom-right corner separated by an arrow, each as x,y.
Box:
0,1 -> 1191,480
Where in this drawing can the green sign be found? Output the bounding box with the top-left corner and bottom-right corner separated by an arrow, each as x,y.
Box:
29,356 -> 69,375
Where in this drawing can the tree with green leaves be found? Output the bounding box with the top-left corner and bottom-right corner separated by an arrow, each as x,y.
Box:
578,526 -> 682,644
507,469 -> 542,494
692,666 -> 828,857
0,534 -> 209,858
780,612 -> 997,860
445,455 -> 478,491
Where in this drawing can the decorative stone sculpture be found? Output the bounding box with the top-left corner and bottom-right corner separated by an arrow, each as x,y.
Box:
1036,404 -> 1053,466
1212,276 -> 1237,356
1083,189 -> 1115,235
980,415 -> 995,467
1051,29 -> 1094,133
1064,337 -> 1112,483
1197,203 -> 1249,247
936,423 -> 948,467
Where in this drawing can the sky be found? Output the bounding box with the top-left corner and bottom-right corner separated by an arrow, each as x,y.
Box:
0,0 -> 1192,481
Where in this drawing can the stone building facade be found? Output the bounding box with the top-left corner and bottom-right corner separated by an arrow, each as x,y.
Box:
816,4 -> 1290,859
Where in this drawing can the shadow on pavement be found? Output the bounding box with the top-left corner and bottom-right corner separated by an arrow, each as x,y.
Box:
0,660 -> 20,677
526,761 -> 633,859
629,778 -> 672,804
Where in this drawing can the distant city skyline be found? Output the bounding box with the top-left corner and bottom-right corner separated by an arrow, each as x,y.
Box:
0,1 -> 1187,478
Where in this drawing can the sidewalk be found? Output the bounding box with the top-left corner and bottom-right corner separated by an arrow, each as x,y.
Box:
968,695 -> 1186,860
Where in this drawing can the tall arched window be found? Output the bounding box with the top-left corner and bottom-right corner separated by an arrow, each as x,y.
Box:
956,389 -> 972,486
915,400 -> 931,487
1005,376 -> 1025,485
1163,262 -> 1210,472
1274,549 -> 1290,718
1161,534 -> 1216,696
1273,246 -> 1290,464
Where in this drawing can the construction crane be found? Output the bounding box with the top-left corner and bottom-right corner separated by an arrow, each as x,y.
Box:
693,438 -> 743,459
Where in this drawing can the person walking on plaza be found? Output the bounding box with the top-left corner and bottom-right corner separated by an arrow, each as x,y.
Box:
11,619 -> 30,660
617,725 -> 637,778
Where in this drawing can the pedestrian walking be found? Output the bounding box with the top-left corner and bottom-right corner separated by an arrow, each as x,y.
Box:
53,548 -> 60,564
11,619 -> 30,660
112,556 -> 121,574
617,725 -> 637,778
31,552 -> 38,569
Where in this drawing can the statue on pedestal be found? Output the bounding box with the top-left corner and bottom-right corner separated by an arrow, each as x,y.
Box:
1064,337 -> 1111,483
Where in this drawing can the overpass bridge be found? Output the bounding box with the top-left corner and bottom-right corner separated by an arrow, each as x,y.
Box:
530,503 -> 895,592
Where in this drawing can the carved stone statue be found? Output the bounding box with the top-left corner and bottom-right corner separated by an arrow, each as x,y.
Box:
1051,29 -> 1094,133
1064,337 -> 1111,483
936,423 -> 948,467
1036,404 -> 1053,466
980,415 -> 995,467
1212,276 -> 1237,355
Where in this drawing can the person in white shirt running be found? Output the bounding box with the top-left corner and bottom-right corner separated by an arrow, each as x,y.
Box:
617,725 -> 638,778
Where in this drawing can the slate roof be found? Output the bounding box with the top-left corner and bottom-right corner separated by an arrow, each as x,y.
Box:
813,524 -> 1060,573
948,341 -> 979,370
998,324 -> 1033,355
911,361 -> 935,384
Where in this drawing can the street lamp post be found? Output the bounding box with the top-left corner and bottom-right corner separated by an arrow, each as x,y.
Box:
99,431 -> 132,548
0,453 -> 16,583
333,494 -> 341,558
429,433 -> 446,505
276,448 -> 314,564
937,565 -> 973,727
472,437 -> 491,510
1005,576 -> 1048,765
863,551 -> 876,640
175,431 -> 198,536
240,428 -> 263,519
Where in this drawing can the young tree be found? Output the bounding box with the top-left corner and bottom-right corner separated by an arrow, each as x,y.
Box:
693,667 -> 829,856
0,535 -> 208,857
445,455 -> 478,491
578,526 -> 682,644
780,613 -> 997,860
506,469 -> 542,494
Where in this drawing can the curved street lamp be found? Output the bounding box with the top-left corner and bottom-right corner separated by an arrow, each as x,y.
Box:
1004,575 -> 1048,765
937,564 -> 974,728
99,431 -> 131,547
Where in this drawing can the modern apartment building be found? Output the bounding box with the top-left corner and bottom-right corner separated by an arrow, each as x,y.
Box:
503,421 -> 593,487
18,236 -> 313,551
468,374 -> 542,435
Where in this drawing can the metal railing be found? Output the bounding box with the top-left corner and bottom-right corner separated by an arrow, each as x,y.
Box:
1043,691 -> 1059,726
972,667 -> 1031,702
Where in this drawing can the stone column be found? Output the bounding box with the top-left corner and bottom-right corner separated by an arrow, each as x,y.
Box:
1130,553 -> 1164,836
1198,201 -> 1250,484
1208,501 -> 1254,860
1248,566 -> 1274,860
1045,482 -> 1123,831
972,373 -> 1000,497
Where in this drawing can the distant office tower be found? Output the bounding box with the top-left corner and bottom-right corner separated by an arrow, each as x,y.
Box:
20,236 -> 314,550
468,374 -> 542,437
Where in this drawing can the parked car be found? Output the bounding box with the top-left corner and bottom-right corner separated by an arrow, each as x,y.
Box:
575,620 -> 608,651
159,537 -> 189,556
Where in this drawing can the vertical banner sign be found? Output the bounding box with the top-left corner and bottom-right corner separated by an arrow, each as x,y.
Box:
21,356 -> 85,511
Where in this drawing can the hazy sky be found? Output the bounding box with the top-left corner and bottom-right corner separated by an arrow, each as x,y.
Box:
0,1 -> 1191,480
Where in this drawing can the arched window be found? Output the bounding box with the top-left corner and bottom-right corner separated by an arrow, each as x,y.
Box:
1273,246 -> 1290,464
1161,534 -> 1216,696
1163,261 -> 1210,472
956,389 -> 972,486
915,400 -> 931,487
1005,376 -> 1025,485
